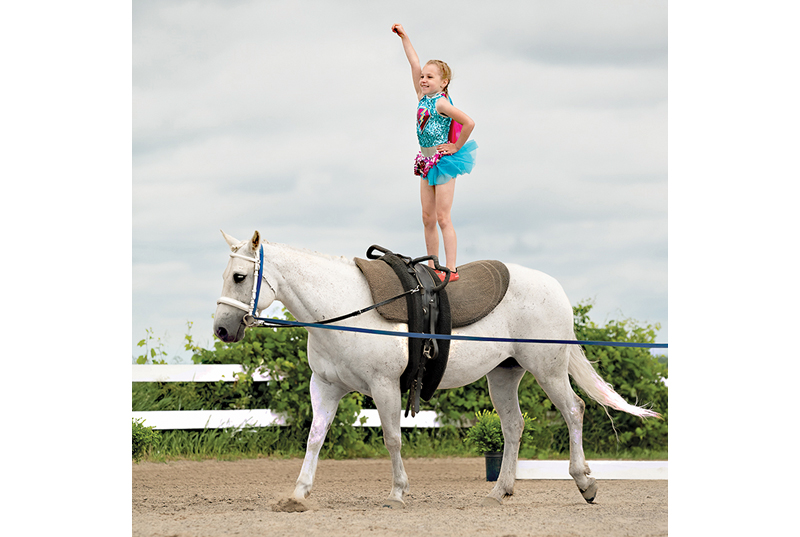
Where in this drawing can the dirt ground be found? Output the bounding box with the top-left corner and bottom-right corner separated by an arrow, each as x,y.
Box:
132,457 -> 667,537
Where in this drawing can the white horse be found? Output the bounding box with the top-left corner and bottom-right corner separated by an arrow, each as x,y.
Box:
213,230 -> 660,508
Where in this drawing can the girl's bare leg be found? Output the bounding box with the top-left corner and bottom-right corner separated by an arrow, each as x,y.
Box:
434,179 -> 457,270
420,179 -> 439,266
419,178 -> 457,270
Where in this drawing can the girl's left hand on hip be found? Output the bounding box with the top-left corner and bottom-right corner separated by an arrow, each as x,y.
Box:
437,143 -> 457,155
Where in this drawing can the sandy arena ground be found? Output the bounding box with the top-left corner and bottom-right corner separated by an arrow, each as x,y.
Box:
133,457 -> 667,536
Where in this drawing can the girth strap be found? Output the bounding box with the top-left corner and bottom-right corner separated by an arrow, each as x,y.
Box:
366,245 -> 452,417
409,262 -> 440,417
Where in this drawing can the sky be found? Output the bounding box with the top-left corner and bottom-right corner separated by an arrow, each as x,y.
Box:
133,0 -> 668,362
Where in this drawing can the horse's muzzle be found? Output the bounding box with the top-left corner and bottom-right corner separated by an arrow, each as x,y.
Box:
214,317 -> 246,343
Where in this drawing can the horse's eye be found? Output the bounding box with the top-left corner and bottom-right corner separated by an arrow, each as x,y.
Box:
233,273 -> 246,284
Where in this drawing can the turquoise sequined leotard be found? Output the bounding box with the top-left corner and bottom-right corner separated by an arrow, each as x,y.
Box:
416,93 -> 452,147
414,92 -> 478,186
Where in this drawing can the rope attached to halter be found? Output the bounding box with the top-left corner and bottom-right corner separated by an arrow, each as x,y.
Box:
296,286 -> 422,326
245,315 -> 668,349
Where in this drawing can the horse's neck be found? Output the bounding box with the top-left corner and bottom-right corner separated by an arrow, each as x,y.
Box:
266,243 -> 365,322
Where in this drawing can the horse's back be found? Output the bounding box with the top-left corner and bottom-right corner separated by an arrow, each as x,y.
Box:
501,263 -> 573,315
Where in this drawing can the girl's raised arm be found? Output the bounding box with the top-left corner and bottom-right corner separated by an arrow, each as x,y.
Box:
392,24 -> 422,99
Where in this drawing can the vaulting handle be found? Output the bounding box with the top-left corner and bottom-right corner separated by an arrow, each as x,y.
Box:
410,254 -> 451,291
366,244 -> 393,259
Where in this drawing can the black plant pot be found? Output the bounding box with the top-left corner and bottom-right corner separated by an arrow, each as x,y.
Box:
484,451 -> 503,481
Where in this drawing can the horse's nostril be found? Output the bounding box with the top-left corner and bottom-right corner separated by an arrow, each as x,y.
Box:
216,326 -> 228,340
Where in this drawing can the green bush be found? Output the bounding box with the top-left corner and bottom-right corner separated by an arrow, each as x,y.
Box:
465,409 -> 537,454
132,418 -> 160,462
567,301 -> 667,455
191,311 -> 371,459
133,311 -> 372,459
132,302 -> 667,460
416,301 -> 667,458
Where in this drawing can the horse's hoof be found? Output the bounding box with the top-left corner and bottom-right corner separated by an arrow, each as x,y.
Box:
481,496 -> 503,507
579,478 -> 598,504
382,499 -> 405,509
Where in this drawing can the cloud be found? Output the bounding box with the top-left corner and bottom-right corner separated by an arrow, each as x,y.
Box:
472,1 -> 668,67
133,0 -> 668,362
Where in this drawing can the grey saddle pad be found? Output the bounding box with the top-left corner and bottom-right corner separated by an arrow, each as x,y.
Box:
354,258 -> 510,328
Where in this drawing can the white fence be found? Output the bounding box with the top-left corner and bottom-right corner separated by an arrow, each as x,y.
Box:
132,364 -> 667,479
132,364 -> 441,430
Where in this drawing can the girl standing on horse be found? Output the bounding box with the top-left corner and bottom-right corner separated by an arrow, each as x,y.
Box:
392,23 -> 477,281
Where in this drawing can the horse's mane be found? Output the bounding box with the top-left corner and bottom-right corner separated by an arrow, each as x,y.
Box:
267,241 -> 355,267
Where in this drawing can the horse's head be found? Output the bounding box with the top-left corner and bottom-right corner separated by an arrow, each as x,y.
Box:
213,230 -> 277,343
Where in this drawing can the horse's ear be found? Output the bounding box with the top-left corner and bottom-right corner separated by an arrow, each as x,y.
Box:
221,230 -> 240,251
250,230 -> 261,252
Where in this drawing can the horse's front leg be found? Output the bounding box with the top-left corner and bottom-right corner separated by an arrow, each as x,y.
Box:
482,364 -> 526,506
371,381 -> 409,509
292,372 -> 349,501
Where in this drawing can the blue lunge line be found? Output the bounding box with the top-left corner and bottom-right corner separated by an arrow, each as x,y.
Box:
253,316 -> 668,349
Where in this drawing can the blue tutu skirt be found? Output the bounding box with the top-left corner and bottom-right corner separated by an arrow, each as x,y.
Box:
417,140 -> 478,186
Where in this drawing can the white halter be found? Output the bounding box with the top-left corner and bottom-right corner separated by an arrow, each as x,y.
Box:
216,244 -> 276,315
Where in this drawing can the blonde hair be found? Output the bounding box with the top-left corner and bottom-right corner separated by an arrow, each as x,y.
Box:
425,59 -> 452,96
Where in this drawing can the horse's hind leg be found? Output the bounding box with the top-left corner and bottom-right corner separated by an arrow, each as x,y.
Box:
482,362 -> 526,506
534,367 -> 597,503
292,373 -> 349,501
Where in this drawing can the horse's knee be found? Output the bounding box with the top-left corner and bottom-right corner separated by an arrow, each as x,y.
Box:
306,423 -> 331,450
383,432 -> 402,452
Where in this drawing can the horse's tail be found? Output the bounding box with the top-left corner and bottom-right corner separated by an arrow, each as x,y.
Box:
567,344 -> 662,419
